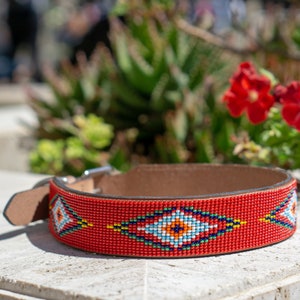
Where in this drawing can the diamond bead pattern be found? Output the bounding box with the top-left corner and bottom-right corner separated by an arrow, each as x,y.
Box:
50,195 -> 93,236
260,189 -> 297,229
108,207 -> 246,251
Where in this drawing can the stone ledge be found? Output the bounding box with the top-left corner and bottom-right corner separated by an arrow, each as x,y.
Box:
223,274 -> 300,300
0,84 -> 50,172
0,105 -> 36,172
0,170 -> 299,300
0,288 -> 44,300
0,84 -> 51,106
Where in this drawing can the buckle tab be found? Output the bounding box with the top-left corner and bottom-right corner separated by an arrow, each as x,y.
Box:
82,165 -> 114,178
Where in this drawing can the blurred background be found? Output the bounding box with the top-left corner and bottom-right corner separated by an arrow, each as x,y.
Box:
0,0 -> 117,82
0,0 -> 297,83
1,0 -> 300,176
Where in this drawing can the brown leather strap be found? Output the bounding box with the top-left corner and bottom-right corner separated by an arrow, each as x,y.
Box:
3,177 -> 94,226
3,164 -> 293,226
4,186 -> 49,225
94,164 -> 288,196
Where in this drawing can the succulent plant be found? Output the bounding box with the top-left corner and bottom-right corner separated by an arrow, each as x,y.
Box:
30,114 -> 114,175
106,8 -> 235,163
29,1 -> 237,175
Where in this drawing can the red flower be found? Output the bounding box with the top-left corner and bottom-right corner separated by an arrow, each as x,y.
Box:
223,62 -> 274,124
274,81 -> 300,131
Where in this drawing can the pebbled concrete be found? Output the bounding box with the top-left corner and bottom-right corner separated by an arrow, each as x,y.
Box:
0,170 -> 300,300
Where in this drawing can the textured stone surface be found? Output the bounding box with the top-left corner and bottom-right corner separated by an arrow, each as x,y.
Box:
0,170 -> 300,300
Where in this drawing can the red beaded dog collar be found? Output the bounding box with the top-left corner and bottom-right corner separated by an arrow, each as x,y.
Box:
4,164 -> 297,258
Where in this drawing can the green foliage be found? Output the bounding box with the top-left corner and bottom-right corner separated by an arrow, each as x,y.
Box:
30,139 -> 65,174
232,107 -> 300,170
260,108 -> 300,169
105,12 -> 233,164
292,26 -> 300,49
29,2 -> 237,175
30,114 -> 114,176
30,49 -> 115,139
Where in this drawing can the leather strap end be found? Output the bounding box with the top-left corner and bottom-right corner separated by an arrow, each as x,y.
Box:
3,186 -> 49,226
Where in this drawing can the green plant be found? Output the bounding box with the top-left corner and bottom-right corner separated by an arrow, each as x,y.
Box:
29,49 -> 114,139
29,1 -> 238,175
106,10 -> 235,163
30,114 -> 114,175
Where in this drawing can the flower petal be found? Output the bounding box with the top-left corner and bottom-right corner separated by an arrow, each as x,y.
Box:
293,113 -> 300,131
277,81 -> 300,104
247,101 -> 268,124
258,93 -> 274,110
281,103 -> 300,126
273,84 -> 287,102
223,90 -> 247,117
252,76 -> 271,95
224,62 -> 274,123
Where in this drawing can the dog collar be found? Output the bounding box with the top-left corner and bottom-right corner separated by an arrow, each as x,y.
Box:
3,164 -> 297,257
